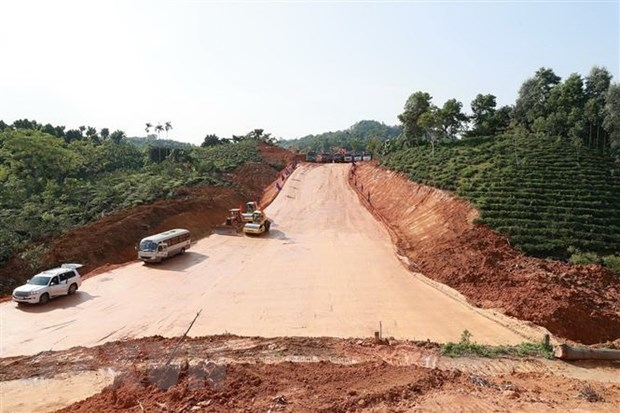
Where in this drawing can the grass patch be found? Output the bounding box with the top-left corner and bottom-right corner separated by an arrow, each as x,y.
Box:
441,330 -> 554,359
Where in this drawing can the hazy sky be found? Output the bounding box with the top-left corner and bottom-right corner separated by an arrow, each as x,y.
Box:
1,0 -> 618,145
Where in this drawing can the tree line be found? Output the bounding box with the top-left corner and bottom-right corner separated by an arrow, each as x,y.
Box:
391,66 -> 619,155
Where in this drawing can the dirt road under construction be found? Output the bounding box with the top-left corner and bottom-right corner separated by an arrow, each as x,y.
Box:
1,163 -> 548,359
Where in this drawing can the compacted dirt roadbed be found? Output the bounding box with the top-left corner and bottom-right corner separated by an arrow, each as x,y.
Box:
2,164 -> 547,358
2,163 -> 619,412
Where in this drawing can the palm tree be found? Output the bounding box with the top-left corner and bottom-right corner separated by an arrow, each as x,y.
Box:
164,121 -> 172,139
145,122 -> 152,134
155,124 -> 164,139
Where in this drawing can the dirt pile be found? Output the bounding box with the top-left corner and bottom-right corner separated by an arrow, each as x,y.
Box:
3,335 -> 619,413
352,162 -> 620,344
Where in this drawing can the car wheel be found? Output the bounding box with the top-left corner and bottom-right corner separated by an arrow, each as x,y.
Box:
181,248 -> 186,254
39,293 -> 50,304
265,221 -> 271,232
68,283 -> 78,295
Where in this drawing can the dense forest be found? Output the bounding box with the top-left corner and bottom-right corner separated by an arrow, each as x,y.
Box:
0,123 -> 277,277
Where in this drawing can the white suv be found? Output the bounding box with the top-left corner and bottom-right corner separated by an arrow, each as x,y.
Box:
12,264 -> 83,305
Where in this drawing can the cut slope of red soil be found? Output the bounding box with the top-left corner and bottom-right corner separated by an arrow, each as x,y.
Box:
352,162 -> 620,344
0,144 -> 297,296
3,152 -> 619,345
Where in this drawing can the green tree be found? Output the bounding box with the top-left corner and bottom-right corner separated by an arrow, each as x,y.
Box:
12,118 -> 40,130
514,67 -> 561,130
201,134 -> 223,147
469,94 -> 497,136
155,124 -> 164,138
110,130 -> 126,144
603,83 -> 620,152
585,66 -> 612,149
437,98 -> 468,140
0,130 -> 80,182
418,107 -> 441,154
164,121 -> 172,138
543,73 -> 586,138
398,91 -> 432,145
100,128 -> 110,141
64,129 -> 83,143
86,126 -> 99,144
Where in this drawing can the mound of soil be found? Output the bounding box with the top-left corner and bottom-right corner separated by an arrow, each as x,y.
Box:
352,162 -> 620,344
4,335 -> 619,413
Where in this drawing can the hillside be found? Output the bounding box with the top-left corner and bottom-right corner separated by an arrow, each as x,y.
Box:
279,120 -> 401,153
381,132 -> 620,268
0,132 -> 297,295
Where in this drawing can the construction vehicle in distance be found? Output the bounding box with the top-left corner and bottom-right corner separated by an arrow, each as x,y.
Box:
241,201 -> 259,222
243,210 -> 271,235
213,208 -> 244,235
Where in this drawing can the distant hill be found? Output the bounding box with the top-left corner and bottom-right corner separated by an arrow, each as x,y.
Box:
381,133 -> 620,267
278,120 -> 401,153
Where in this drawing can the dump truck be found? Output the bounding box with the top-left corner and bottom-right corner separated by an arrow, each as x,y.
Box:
243,210 -> 271,235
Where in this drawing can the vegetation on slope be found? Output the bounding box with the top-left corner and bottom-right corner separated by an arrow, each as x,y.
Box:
381,66 -> 620,270
0,123 -> 270,273
278,120 -> 401,154
382,132 -> 620,265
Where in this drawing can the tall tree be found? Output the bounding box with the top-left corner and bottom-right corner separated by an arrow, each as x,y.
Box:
514,67 -> 561,130
201,134 -> 222,147
398,91 -> 432,145
164,121 -> 172,139
110,130 -> 126,144
585,66 -> 612,149
469,94 -> 497,136
418,107 -> 441,154
100,128 -> 110,141
603,83 -> 620,152
437,98 -> 468,140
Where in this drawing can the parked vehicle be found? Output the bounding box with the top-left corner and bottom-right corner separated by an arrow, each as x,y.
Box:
138,228 -> 191,263
12,264 -> 83,305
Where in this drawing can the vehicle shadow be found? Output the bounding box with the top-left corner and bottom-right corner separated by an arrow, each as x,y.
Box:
15,291 -> 98,313
246,229 -> 294,243
143,251 -> 208,272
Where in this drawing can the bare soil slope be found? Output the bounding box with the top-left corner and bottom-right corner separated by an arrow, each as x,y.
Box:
0,143 -> 297,296
352,162 -> 620,344
3,157 -> 620,413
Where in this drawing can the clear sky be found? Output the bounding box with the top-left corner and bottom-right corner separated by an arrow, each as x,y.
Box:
1,0 -> 618,145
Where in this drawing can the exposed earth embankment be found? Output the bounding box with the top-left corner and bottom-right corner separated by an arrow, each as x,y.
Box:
352,162 -> 620,344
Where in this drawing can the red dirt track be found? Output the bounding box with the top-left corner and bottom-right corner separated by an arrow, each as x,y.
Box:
2,146 -> 620,413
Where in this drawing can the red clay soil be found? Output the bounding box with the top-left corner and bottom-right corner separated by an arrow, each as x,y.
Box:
0,144 -> 297,297
4,335 -> 619,413
351,162 -> 620,345
3,149 -> 620,345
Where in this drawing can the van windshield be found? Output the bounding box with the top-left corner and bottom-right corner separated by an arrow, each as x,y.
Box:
139,240 -> 158,252
28,276 -> 50,286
